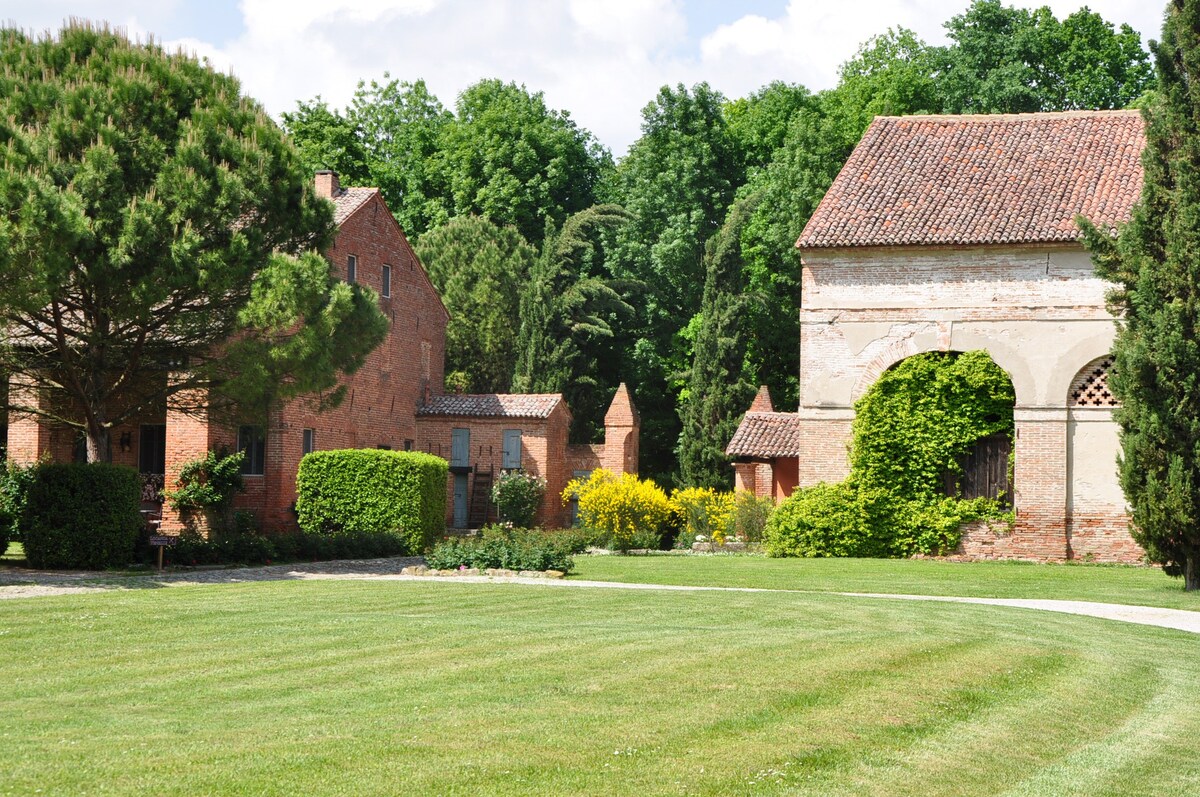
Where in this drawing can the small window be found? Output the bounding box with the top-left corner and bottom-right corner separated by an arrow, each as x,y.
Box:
403,439 -> 414,451
238,425 -> 266,475
347,254 -> 357,284
377,444 -> 391,451
302,428 -> 315,456
381,264 -> 391,298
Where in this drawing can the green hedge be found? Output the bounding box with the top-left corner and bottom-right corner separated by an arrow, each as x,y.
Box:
22,462 -> 142,569
295,449 -> 447,554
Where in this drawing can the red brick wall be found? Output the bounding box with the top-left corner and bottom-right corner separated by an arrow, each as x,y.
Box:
416,403 -> 572,528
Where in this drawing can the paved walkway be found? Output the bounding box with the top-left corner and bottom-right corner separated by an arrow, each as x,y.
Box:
1,558 -> 1198,635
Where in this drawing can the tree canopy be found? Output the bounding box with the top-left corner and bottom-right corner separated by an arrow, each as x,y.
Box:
1081,0 -> 1200,590
0,23 -> 387,460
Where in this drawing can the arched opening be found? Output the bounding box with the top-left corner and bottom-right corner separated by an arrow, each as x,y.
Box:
857,349 -> 1016,508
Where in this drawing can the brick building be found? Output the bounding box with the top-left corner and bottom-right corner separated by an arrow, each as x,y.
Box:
728,110 -> 1146,563
7,171 -> 639,533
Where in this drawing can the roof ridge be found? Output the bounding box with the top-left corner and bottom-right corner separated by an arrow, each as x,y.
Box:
873,109 -> 1141,122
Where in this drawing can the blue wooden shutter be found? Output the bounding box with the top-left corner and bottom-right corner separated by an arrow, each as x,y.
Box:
502,429 -> 522,469
451,428 -> 470,467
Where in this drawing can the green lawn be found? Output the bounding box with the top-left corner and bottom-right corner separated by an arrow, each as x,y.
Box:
572,554 -> 1200,610
2,579 -> 1199,795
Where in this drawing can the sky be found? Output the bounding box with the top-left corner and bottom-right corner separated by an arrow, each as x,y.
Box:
0,0 -> 1167,155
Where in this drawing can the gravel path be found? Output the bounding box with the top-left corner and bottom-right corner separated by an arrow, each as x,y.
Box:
2,559 -> 1197,635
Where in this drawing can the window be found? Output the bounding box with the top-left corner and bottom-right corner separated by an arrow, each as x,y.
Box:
404,439 -> 414,451
139,424 -> 166,474
381,264 -> 391,298
451,428 -> 470,468
377,444 -> 392,451
238,425 -> 266,475
502,429 -> 522,470
302,428 -> 315,456
346,254 -> 357,284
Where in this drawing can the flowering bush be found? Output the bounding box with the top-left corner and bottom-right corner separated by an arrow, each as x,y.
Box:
491,470 -> 546,528
562,469 -> 670,551
669,487 -> 735,546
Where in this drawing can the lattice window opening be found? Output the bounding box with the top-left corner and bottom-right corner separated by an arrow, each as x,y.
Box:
1068,356 -> 1118,408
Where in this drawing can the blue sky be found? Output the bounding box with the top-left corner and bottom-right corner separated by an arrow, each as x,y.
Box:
0,1 -> 1162,154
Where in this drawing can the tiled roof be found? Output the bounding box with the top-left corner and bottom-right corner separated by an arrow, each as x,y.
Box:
798,110 -> 1145,249
331,187 -> 378,226
417,393 -> 564,419
726,412 -> 800,459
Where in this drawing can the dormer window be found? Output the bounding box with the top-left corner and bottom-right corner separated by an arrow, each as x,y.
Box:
347,254 -> 357,283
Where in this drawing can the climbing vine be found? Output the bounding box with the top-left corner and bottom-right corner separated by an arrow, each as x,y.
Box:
765,351 -> 1014,557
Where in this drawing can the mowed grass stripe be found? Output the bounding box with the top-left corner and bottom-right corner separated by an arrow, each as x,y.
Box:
571,554 -> 1200,610
1,580 -> 1197,796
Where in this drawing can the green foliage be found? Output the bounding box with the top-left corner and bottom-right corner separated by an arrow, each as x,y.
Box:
938,0 -> 1153,113
0,24 -> 387,460
415,215 -> 535,393
438,79 -> 610,246
22,462 -> 141,569
1080,1 -> 1200,590
563,469 -> 671,551
0,458 -> 40,547
765,482 -> 893,558
765,352 -> 1014,558
424,525 -> 576,573
677,193 -> 760,489
512,204 -> 634,440
348,76 -> 454,237
295,449 -> 447,554
280,98 -> 370,186
491,471 -> 546,528
163,450 -> 245,511
729,491 -> 774,543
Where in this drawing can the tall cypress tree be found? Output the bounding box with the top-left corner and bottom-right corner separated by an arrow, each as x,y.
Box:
512,205 -> 633,441
1081,0 -> 1200,591
677,193 -> 760,489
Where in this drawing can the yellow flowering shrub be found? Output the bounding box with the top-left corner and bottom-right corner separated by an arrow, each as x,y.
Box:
562,469 -> 671,551
669,487 -> 736,545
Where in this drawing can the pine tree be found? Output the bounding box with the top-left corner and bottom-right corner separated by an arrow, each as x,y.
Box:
512,205 -> 632,441
1081,0 -> 1200,590
677,193 -> 760,489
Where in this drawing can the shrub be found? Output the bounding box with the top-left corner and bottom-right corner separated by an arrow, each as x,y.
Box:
669,487 -> 735,547
22,462 -> 142,569
0,458 -> 40,550
296,449 -> 447,554
763,482 -> 893,558
167,528 -> 411,567
562,469 -> 671,551
729,491 -> 774,543
424,526 -> 575,573
492,471 -> 545,528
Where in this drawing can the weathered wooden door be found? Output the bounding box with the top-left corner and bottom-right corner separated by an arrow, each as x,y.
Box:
452,473 -> 469,528
946,433 -> 1012,506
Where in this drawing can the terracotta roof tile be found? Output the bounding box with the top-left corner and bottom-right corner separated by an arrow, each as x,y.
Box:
798,110 -> 1145,249
330,187 -> 377,226
417,393 -> 564,419
726,412 -> 800,459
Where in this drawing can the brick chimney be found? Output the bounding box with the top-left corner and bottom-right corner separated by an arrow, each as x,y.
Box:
749,385 -> 774,413
314,170 -> 340,199
601,383 -> 640,475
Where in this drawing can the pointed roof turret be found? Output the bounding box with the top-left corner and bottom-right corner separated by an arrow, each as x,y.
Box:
604,382 -> 639,427
749,385 -> 774,413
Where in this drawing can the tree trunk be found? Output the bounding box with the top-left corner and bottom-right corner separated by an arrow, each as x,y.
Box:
1186,555 -> 1198,592
86,416 -> 112,464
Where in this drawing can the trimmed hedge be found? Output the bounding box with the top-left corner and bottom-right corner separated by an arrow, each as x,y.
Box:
295,449 -> 448,554
23,462 -> 142,569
